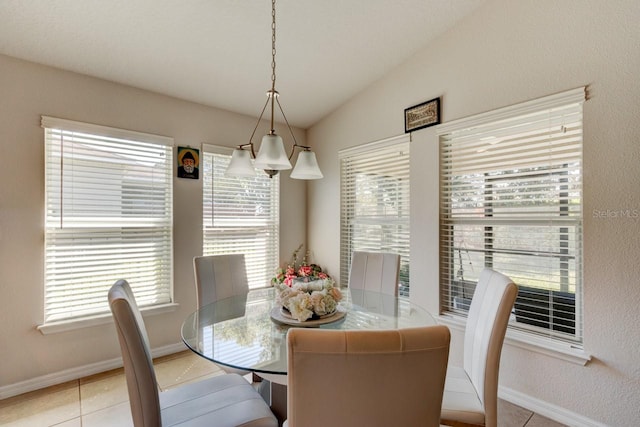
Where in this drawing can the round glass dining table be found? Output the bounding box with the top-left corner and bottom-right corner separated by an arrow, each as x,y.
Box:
181,286 -> 436,379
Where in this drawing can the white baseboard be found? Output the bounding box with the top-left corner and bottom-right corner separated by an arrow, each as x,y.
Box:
0,342 -> 186,400
499,386 -> 608,427
0,346 -> 609,427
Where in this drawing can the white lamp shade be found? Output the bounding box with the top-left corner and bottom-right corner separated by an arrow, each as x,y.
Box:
290,150 -> 323,180
225,149 -> 256,177
254,134 -> 292,170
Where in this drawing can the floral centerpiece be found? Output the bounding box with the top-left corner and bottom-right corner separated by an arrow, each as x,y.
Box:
272,245 -> 343,322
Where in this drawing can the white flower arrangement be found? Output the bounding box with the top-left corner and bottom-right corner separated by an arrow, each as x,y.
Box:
271,245 -> 343,322
274,279 -> 343,322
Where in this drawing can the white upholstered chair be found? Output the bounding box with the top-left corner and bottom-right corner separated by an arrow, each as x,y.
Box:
348,251 -> 400,296
440,268 -> 518,427
193,254 -> 255,378
108,280 -> 277,427
193,254 -> 249,307
285,326 -> 451,427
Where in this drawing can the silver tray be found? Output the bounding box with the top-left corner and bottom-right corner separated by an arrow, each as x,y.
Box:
269,306 -> 346,327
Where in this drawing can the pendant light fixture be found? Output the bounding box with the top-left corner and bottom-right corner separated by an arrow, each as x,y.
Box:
225,0 -> 323,180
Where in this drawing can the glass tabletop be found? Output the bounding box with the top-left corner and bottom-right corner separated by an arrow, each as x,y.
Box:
181,287 -> 435,376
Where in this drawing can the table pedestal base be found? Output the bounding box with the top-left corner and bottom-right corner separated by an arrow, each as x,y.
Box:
253,374 -> 287,426
270,382 -> 287,426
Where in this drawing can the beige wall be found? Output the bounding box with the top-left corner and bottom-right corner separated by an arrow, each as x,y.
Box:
307,0 -> 640,425
1,0 -> 639,424
0,54 -> 306,389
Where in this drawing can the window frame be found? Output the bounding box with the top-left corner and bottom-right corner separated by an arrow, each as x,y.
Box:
39,116 -> 175,331
437,87 -> 586,348
339,134 -> 411,295
201,144 -> 280,289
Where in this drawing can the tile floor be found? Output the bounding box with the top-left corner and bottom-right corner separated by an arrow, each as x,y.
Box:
0,350 -> 566,427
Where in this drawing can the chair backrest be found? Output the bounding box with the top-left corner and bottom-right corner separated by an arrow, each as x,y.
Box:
193,254 -> 249,307
108,280 -> 161,427
464,268 -> 518,427
348,251 -> 400,296
287,325 -> 450,427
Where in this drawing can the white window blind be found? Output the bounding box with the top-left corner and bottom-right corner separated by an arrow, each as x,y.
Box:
340,135 -> 410,296
438,87 -> 585,344
202,145 -> 279,288
42,116 -> 173,323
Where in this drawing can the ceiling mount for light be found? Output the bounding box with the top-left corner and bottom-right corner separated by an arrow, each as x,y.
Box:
225,0 -> 323,180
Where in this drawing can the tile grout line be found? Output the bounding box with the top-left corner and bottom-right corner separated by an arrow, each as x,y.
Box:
522,411 -> 535,426
77,378 -> 84,427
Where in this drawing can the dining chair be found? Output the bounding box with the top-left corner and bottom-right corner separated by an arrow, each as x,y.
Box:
193,254 -> 249,307
193,254 -> 255,379
285,325 -> 451,427
348,251 -> 400,296
108,279 -> 277,427
440,268 -> 518,427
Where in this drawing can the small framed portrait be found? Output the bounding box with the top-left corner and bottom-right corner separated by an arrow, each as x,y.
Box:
404,97 -> 441,133
177,146 -> 200,179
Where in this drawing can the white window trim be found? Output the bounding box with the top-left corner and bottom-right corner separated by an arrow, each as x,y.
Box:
40,116 -> 174,326
41,116 -> 174,146
339,133 -> 411,293
37,303 -> 179,335
437,314 -> 591,366
436,87 -> 588,352
201,143 -> 279,288
435,87 -> 586,136
338,133 -> 411,158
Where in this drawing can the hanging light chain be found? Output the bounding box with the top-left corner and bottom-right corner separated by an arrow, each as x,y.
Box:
231,0 -> 323,179
267,0 -> 278,133
271,0 -> 277,91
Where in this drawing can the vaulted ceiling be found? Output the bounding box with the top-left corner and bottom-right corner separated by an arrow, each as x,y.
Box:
0,0 -> 485,128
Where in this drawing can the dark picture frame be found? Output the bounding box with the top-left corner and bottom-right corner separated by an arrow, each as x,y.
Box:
177,146 -> 200,179
404,97 -> 441,133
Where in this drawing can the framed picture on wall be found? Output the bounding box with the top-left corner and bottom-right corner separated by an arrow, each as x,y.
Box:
404,97 -> 441,133
177,146 -> 200,179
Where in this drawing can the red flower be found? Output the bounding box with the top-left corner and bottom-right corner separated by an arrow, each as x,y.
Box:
271,245 -> 333,287
298,265 -> 313,277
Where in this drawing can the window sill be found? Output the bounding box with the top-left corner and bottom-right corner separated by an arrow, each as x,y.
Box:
37,303 -> 180,335
436,314 -> 591,366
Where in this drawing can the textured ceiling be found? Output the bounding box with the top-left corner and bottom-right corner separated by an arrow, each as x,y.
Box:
0,0 -> 485,128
